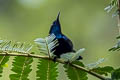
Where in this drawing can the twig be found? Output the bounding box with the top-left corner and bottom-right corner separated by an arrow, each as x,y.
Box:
118,0 -> 120,35
0,52 -> 109,80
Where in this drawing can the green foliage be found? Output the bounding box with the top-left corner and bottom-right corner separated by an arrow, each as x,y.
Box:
109,40 -> 120,51
91,66 -> 114,76
0,40 -> 34,79
0,40 -> 33,53
36,59 -> 58,80
34,34 -> 59,57
111,68 -> 120,80
0,31 -> 117,80
105,0 -> 118,17
0,33 -> 118,80
86,58 -> 105,69
35,34 -> 59,80
105,0 -> 118,12
64,61 -> 88,80
60,48 -> 85,63
9,56 -> 33,80
0,56 -> 10,77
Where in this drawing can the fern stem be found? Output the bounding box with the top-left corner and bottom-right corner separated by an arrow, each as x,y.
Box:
45,39 -> 50,58
19,57 -> 27,80
0,56 -> 5,65
47,61 -> 50,80
0,52 -> 109,80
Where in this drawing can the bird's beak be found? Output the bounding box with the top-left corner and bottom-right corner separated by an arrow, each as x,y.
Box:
56,12 -> 60,21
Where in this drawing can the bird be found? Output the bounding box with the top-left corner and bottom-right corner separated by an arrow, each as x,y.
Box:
49,12 -> 82,61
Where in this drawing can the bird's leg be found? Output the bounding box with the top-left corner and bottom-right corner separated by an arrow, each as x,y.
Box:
53,57 -> 57,62
77,56 -> 83,60
52,55 -> 60,62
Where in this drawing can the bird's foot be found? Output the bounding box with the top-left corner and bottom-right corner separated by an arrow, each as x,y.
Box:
53,57 -> 57,62
77,56 -> 83,60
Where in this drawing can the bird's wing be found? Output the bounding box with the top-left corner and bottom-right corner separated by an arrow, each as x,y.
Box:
62,35 -> 74,50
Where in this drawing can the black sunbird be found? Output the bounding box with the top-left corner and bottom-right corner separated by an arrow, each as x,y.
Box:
49,12 -> 82,61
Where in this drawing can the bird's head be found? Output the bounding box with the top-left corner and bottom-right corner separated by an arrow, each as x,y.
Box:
49,12 -> 62,35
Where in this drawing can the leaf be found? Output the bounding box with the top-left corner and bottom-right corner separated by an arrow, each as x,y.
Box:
109,40 -> 120,51
104,5 -> 114,13
116,35 -> 120,39
34,34 -> 59,57
112,9 -> 119,17
60,48 -> 85,62
0,56 -> 10,77
0,40 -> 33,53
91,66 -> 114,76
86,58 -> 105,69
36,59 -> 58,80
9,56 -> 33,80
104,0 -> 118,13
64,61 -> 88,80
111,68 -> 120,80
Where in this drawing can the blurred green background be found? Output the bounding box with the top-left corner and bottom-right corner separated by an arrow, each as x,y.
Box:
0,0 -> 119,80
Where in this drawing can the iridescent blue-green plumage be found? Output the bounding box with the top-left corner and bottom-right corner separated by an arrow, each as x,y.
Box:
49,13 -> 82,60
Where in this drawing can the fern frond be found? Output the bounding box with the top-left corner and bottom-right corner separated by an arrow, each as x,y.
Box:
109,40 -> 120,51
60,48 -> 85,62
104,0 -> 118,13
86,58 -> 105,69
0,56 -> 10,77
111,68 -> 120,80
0,40 -> 33,53
91,66 -> 114,76
36,59 -> 58,80
9,56 -> 33,80
0,40 -> 33,80
64,61 -> 88,80
34,34 -> 59,57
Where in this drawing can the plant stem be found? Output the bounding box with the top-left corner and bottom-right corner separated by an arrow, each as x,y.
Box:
0,52 -> 109,80
118,0 -> 120,34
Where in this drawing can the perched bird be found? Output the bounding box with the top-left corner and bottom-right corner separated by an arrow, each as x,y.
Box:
49,12 -> 82,60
